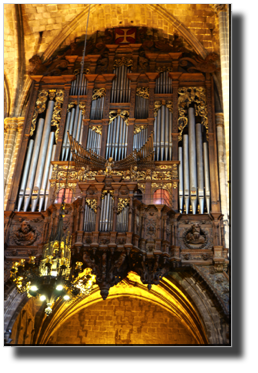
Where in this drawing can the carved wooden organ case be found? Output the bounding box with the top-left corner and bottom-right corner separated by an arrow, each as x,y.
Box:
5,29 -> 228,296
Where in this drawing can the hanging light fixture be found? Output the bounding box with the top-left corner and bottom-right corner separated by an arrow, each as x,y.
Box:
10,5 -> 94,316
10,203 -> 96,316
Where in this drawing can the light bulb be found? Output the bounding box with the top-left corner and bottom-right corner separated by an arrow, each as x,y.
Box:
56,285 -> 63,291
30,285 -> 38,291
63,295 -> 70,300
40,295 -> 46,301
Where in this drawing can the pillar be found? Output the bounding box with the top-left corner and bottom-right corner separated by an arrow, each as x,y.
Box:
4,118 -> 18,190
216,113 -> 229,248
4,118 -> 24,210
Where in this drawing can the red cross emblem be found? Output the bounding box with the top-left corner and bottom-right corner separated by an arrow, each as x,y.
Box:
115,28 -> 136,44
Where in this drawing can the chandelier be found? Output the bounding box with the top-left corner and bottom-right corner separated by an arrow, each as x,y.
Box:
10,203 -> 96,316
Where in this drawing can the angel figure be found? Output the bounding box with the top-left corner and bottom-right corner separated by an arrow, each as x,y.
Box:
105,157 -> 114,175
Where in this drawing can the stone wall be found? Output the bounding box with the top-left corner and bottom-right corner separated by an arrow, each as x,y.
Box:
47,296 -> 197,345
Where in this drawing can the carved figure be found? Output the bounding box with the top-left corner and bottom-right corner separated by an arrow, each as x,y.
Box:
130,165 -> 138,181
186,224 -> 205,245
105,157 -> 114,175
14,220 -> 38,246
78,166 -> 89,181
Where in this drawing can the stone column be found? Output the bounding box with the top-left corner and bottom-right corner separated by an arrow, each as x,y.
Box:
217,5 -> 230,185
4,118 -> 24,210
216,113 -> 229,248
4,118 -> 18,189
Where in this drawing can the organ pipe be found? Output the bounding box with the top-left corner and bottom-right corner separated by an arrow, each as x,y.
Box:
17,139 -> 34,211
111,66 -> 131,103
87,128 -> 101,155
105,117 -> 128,161
44,144 -> 56,211
196,122 -> 205,213
133,128 -> 148,151
38,132 -> 55,212
30,100 -> 55,212
188,107 -> 198,214
178,146 -> 184,214
154,105 -> 173,161
155,71 -> 172,94
183,134 -> 190,214
203,142 -> 211,214
70,74 -> 88,96
100,193 -> 113,232
61,105 -> 83,161
23,118 -> 45,212
84,204 -> 96,232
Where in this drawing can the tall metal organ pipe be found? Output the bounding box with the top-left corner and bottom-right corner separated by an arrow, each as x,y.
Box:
203,142 -> 211,213
17,139 -> 34,211
38,132 -> 55,212
84,204 -> 96,232
23,118 -> 45,212
111,66 -> 131,103
99,194 -> 113,232
188,107 -> 198,214
90,96 -> 104,120
196,122 -> 205,213
183,134 -> 190,214
179,111 -> 210,214
44,144 -> 56,211
61,105 -> 83,161
178,146 -> 184,213
30,100 -> 55,212
70,74 -> 88,96
155,71 -> 172,93
133,128 -> 148,151
105,117 -> 128,161
154,105 -> 173,161
87,128 -> 101,155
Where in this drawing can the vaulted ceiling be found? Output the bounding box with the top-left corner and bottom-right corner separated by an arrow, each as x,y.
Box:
4,3 -> 221,118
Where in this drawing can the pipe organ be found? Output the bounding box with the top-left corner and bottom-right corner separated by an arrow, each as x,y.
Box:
61,102 -> 85,161
106,113 -> 128,161
178,107 -> 210,214
84,200 -> 96,232
70,73 -> 88,96
86,126 -> 101,155
135,88 -> 149,119
111,62 -> 131,103
99,192 -> 113,232
17,90 -> 63,212
155,70 -> 172,94
116,206 -> 129,232
133,126 -> 148,151
154,101 -> 173,161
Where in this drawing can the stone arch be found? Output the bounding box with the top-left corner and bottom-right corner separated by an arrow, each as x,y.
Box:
42,4 -> 208,63
5,269 -> 228,345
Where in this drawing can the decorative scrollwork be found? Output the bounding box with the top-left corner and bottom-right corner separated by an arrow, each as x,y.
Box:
86,199 -> 97,213
117,198 -> 130,213
51,90 -> 64,142
48,89 -> 56,101
154,100 -> 173,116
134,125 -> 147,134
136,87 -> 149,99
151,183 -> 172,194
178,87 -> 208,141
138,183 -> 146,193
79,101 -> 86,115
109,110 -> 129,126
102,190 -> 114,199
113,57 -> 133,68
172,164 -> 178,179
67,101 -> 77,112
92,88 -> 106,101
89,125 -> 102,135
30,90 -> 48,136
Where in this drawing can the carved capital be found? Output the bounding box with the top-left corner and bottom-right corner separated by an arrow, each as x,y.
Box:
4,117 -> 18,132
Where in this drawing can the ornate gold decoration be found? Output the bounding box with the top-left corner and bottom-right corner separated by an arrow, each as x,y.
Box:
111,170 -> 124,177
30,90 -> 48,136
89,125 -> 102,135
92,88 -> 106,101
48,89 -> 56,101
178,87 -> 208,141
151,183 -> 173,193
86,199 -> 97,213
134,125 -> 147,134
113,57 -> 133,68
109,110 -> 129,126
172,164 -> 178,179
117,198 -> 130,213
154,100 -> 173,117
138,183 -> 146,193
156,66 -> 173,73
136,87 -> 149,99
67,101 -> 77,112
73,68 -> 90,75
79,101 -> 86,115
102,190 -> 114,199
173,182 -> 178,189
51,90 -> 64,142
